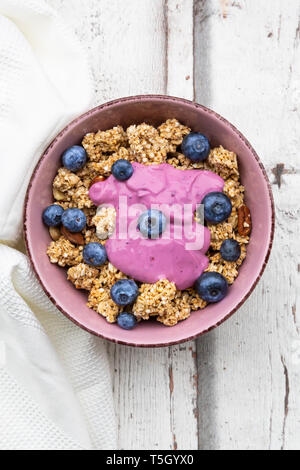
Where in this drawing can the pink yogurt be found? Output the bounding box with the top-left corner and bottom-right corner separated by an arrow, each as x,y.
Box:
89,162 -> 224,289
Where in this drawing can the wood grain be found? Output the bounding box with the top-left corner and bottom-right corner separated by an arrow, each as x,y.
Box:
48,0 -> 300,450
195,0 -> 300,450
48,0 -> 199,450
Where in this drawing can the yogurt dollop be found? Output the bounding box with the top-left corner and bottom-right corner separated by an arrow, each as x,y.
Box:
89,163 -> 224,289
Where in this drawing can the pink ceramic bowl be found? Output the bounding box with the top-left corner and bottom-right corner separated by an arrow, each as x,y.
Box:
24,95 -> 274,347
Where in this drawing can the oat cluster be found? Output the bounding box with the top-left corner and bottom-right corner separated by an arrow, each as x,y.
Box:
82,126 -> 127,160
88,285 -> 122,323
89,147 -> 135,177
67,263 -> 99,290
208,146 -> 239,180
87,263 -> 128,323
132,279 -> 207,326
92,206 -> 116,240
47,236 -> 83,267
158,119 -> 190,151
52,167 -> 94,209
46,119 -> 250,326
206,245 -> 247,285
127,124 -> 170,164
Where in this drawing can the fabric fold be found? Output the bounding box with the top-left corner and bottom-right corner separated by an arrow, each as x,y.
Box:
0,0 -> 116,450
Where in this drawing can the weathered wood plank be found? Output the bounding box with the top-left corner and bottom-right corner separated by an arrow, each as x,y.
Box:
48,0 -> 199,450
195,0 -> 300,450
166,0 -> 194,99
165,0 -> 199,451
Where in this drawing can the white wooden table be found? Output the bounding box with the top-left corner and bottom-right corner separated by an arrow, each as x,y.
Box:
49,0 -> 300,450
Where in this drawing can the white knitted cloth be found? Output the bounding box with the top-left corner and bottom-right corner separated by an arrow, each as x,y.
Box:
0,0 -> 117,450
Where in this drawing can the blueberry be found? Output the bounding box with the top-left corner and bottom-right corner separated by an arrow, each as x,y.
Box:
137,209 -> 167,239
195,272 -> 228,303
181,132 -> 210,161
42,204 -> 64,227
62,145 -> 87,171
111,159 -> 134,181
117,312 -> 137,330
110,279 -> 139,306
202,192 -> 232,224
61,208 -> 86,232
220,239 -> 241,262
83,242 -> 107,266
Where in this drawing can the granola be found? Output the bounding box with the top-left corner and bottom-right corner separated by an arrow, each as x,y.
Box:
205,244 -> 247,285
87,284 -> 122,323
47,236 -> 83,267
208,146 -> 239,180
158,119 -> 190,152
53,168 -> 80,192
132,279 -> 177,320
208,221 -> 234,251
82,126 -> 128,161
67,263 -> 99,290
45,118 -> 250,327
92,206 -> 116,240
96,262 -> 128,289
126,123 -> 170,164
168,152 -> 209,170
88,147 -> 135,177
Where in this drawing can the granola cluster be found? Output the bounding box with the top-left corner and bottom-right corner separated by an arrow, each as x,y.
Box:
127,124 -> 170,164
82,126 -> 127,160
67,263 -> 99,290
87,263 -> 128,323
52,167 -> 94,209
132,279 -> 207,326
87,285 -> 122,323
47,236 -> 83,267
206,245 -> 247,285
46,119 -> 250,327
88,147 -> 135,177
158,119 -> 190,151
92,206 -> 116,240
133,279 -> 177,320
208,146 -> 239,180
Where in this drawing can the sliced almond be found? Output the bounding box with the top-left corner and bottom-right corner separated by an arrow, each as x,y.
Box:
53,188 -> 66,201
49,226 -> 61,241
90,176 -> 105,187
61,225 -> 85,245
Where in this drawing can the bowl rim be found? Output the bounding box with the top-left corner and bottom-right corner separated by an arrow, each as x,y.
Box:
23,94 -> 275,348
